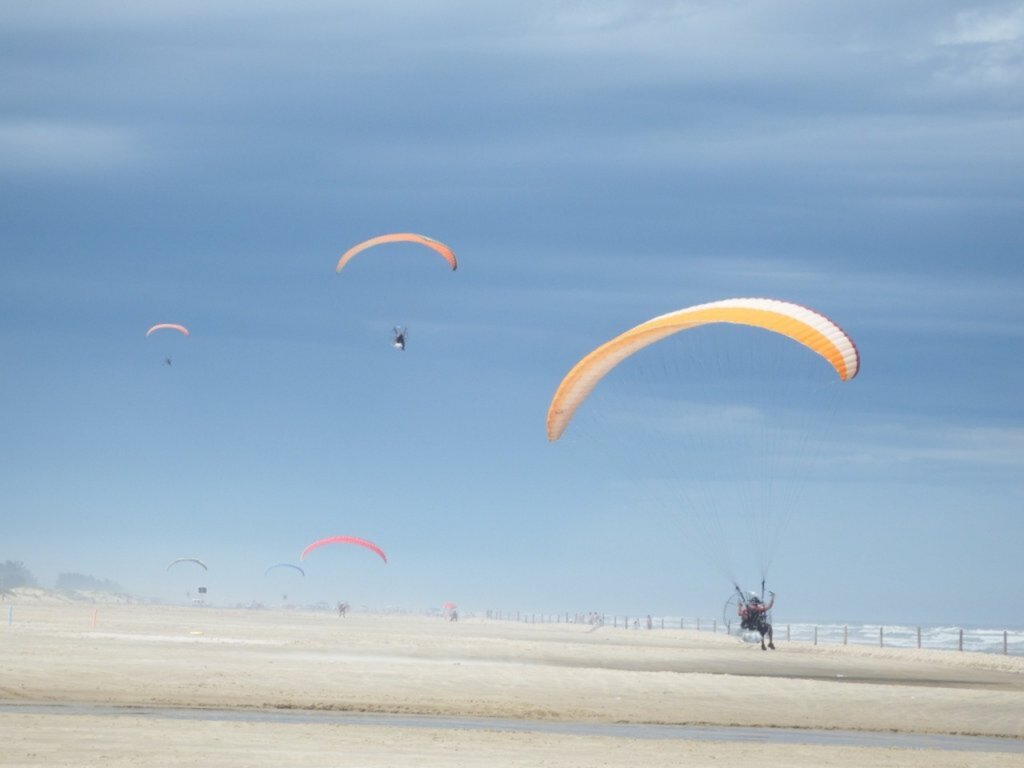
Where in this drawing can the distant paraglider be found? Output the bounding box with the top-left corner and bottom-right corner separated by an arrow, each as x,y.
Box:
146,323 -> 190,337
335,233 -> 457,273
335,234 -> 455,351
300,535 -> 388,564
264,563 -> 306,577
166,557 -> 207,571
147,323 -> 189,367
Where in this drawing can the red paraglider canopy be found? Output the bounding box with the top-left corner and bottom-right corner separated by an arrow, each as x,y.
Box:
300,535 -> 387,564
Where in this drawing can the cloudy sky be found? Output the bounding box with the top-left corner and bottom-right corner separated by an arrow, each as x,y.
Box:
2,1 -> 1022,626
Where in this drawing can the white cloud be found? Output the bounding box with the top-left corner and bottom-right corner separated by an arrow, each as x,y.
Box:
841,420 -> 1024,470
926,6 -> 1024,91
938,6 -> 1024,45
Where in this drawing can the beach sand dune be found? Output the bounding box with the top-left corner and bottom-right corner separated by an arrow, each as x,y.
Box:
2,600 -> 1022,766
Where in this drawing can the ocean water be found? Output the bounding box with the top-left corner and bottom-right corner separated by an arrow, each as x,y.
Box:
778,621 -> 1024,656
482,612 -> 1024,656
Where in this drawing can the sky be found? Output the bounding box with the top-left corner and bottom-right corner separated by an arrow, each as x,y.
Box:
2,1 -> 1022,627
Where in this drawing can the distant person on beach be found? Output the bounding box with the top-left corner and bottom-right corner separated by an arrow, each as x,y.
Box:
337,601 -> 348,618
738,591 -> 775,650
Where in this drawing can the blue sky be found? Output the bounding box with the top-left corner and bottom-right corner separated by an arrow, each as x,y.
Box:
2,1 -> 1022,626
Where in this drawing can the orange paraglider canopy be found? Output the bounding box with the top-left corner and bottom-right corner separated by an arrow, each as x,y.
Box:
547,297 -> 859,441
336,233 -> 457,272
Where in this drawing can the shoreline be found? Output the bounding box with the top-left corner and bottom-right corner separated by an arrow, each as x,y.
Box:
4,701 -> 1023,753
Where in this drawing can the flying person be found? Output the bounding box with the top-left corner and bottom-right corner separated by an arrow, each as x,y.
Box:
164,357 -> 173,367
738,589 -> 776,650
392,326 -> 407,351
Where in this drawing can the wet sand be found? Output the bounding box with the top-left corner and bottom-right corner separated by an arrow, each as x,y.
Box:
2,597 -> 1022,766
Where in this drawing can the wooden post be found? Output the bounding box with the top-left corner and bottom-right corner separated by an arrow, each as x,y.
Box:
879,626 -> 884,648
786,624 -> 790,642
1005,630 -> 1009,655
843,625 -> 847,645
813,626 -> 818,645
959,628 -> 963,651
917,627 -> 921,649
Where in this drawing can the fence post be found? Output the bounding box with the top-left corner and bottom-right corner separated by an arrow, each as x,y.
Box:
786,624 -> 790,642
1005,630 -> 1009,655
959,628 -> 963,652
843,625 -> 847,645
680,617 -> 684,629
813,626 -> 817,645
879,626 -> 884,648
917,627 -> 921,649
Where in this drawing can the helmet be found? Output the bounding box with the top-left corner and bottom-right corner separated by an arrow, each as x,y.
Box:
749,595 -> 761,605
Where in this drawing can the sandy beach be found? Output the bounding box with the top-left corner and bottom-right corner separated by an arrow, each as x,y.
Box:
2,594 -> 1022,767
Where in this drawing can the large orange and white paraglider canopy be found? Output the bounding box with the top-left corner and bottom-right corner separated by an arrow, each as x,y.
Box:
300,535 -> 388,564
546,297 -> 859,441
335,233 -> 457,272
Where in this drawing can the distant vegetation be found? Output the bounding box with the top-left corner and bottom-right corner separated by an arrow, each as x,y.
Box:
0,561 -> 37,592
55,572 -> 123,593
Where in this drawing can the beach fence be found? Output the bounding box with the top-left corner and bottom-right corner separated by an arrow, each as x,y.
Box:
481,610 -> 1024,657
